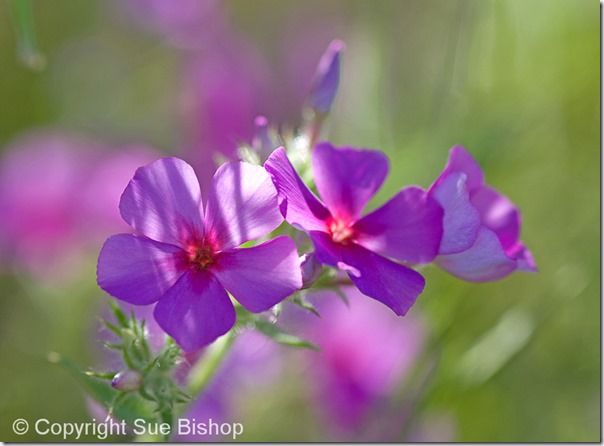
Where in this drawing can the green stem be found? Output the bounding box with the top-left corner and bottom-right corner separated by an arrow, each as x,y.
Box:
186,331 -> 236,396
8,0 -> 45,70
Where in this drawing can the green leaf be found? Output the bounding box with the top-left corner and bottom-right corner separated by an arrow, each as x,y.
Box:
253,319 -> 319,351
290,293 -> 321,317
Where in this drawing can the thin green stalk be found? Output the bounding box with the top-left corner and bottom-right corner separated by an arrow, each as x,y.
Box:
186,331 -> 236,397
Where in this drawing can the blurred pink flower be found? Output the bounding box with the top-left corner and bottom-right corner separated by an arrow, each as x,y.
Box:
0,131 -> 158,279
288,288 -> 426,437
118,0 -> 226,50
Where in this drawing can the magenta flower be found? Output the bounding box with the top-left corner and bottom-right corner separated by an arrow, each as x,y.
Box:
0,131 -> 157,279
264,143 -> 443,316
283,288 -> 425,437
429,146 -> 537,281
97,157 -> 302,351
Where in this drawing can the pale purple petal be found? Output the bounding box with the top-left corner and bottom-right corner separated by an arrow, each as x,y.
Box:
153,270 -> 235,351
264,147 -> 331,231
97,234 -> 186,305
436,227 -> 517,282
470,185 -> 520,251
309,232 -> 425,316
507,243 -> 538,272
307,39 -> 345,114
432,145 -> 484,193
119,158 -> 204,247
212,236 -> 302,312
312,142 -> 389,222
204,161 -> 283,249
353,186 -> 443,263
430,172 -> 481,254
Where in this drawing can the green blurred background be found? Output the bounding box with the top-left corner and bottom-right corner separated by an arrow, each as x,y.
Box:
0,0 -> 599,442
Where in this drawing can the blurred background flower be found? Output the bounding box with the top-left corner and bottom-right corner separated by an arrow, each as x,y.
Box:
0,0 -> 598,442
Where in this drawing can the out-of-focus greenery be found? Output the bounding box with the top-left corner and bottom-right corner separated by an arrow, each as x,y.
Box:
0,0 -> 599,442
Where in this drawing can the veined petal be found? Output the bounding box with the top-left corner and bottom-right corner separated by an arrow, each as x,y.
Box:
436,227 -> 516,282
204,161 -> 283,249
312,142 -> 388,222
470,185 -> 520,251
264,147 -> 331,231
153,270 -> 235,351
212,236 -> 302,313
430,172 -> 481,255
353,186 -> 443,263
97,234 -> 186,305
309,232 -> 425,316
119,157 -> 204,246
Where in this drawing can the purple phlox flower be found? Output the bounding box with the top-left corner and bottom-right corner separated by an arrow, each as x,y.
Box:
429,146 -> 537,281
264,143 -> 443,316
307,39 -> 345,115
288,289 -> 425,435
0,131 -> 157,279
97,157 -> 302,351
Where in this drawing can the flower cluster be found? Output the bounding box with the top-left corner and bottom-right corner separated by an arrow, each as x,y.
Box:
97,38 -> 536,355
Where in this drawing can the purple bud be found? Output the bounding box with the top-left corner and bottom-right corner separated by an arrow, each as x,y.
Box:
307,39 -> 345,114
300,252 -> 322,289
252,115 -> 277,160
111,370 -> 143,392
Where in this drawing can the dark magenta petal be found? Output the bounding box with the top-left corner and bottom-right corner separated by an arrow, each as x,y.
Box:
432,145 -> 485,193
309,232 -> 425,316
212,236 -> 302,312
97,234 -> 186,305
470,185 -> 520,251
436,227 -> 517,282
353,186 -> 443,263
204,161 -> 283,249
307,39 -> 345,114
312,142 -> 389,222
430,172 -> 482,254
264,147 -> 331,231
153,270 -> 235,351
119,157 -> 204,246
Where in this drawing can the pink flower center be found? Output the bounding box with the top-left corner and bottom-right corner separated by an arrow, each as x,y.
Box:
328,219 -> 355,244
186,242 -> 216,270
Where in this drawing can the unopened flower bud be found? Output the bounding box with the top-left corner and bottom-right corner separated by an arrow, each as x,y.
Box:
111,370 -> 143,392
252,115 -> 279,161
307,39 -> 345,115
300,252 -> 322,289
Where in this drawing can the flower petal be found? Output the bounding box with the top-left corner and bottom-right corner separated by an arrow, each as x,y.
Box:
430,172 -> 481,255
97,234 -> 186,305
204,161 -> 284,249
119,157 -> 204,246
470,185 -> 520,251
353,186 -> 443,263
309,232 -> 425,316
153,270 -> 235,351
432,145 -> 484,193
212,236 -> 302,312
264,147 -> 331,231
436,227 -> 517,282
508,243 -> 538,272
312,142 -> 389,222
